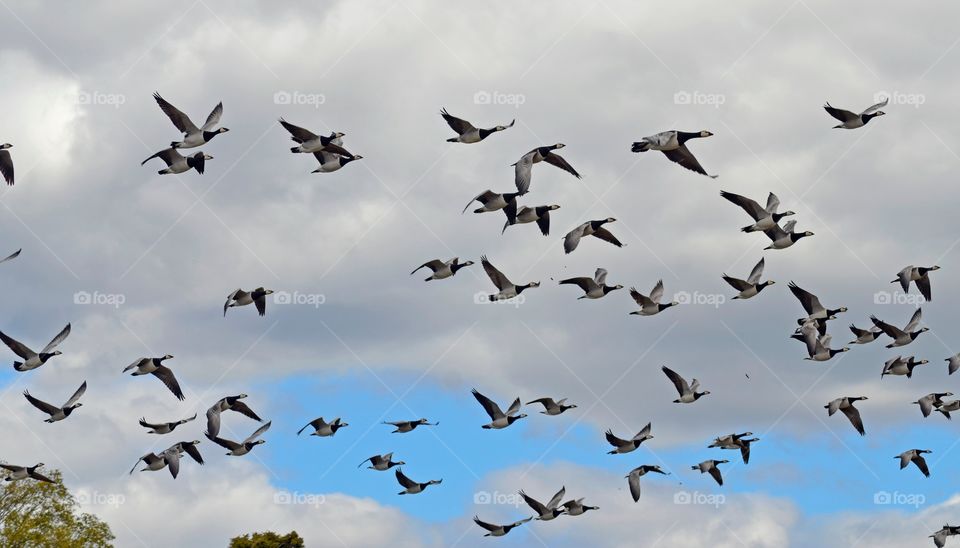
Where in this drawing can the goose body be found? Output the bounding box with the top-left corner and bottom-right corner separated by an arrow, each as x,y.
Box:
358,453 -> 404,471
123,355 -> 184,400
23,381 -> 86,423
153,92 -> 228,148
473,516 -> 531,537
382,418 -> 438,433
691,459 -> 728,486
763,220 -> 813,250
825,396 -> 868,435
513,144 -> 580,194
629,280 -> 679,316
804,333 -> 849,362
440,108 -> 514,143
2,463 -> 53,483
662,366 -> 710,403
298,417 -> 348,437
395,467 -> 441,494
709,433 -> 758,464
563,218 -> 623,254
206,421 -> 271,456
823,97 -> 887,129
789,282 -> 847,321
480,255 -> 539,301
937,399 -> 960,419
279,119 -> 352,155
312,151 -> 362,173
948,353 -> 960,375
0,323 -> 71,371
560,498 -> 598,516
472,388 -> 526,429
893,265 -> 939,301
882,356 -> 929,378
463,190 -> 521,225
502,204 -> 559,235
848,323 -> 882,344
410,258 -> 474,281
632,130 -> 716,178
141,148 -> 212,174
139,413 -> 197,434
605,423 -> 653,454
626,465 -> 669,502
723,257 -> 774,299
896,448 -> 932,477
559,267 -> 623,299
871,308 -> 928,348
720,191 -> 794,232
526,397 -> 576,416
224,287 -> 274,317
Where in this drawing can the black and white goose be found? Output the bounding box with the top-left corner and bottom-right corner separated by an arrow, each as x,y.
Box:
206,394 -> 263,437
297,417 -> 348,437
440,108 -> 514,143
130,441 -> 199,479
502,204 -> 560,236
626,465 -> 669,502
153,92 -> 229,148
561,498 -> 598,516
762,220 -> 814,250
823,97 -> 887,129
168,440 -> 205,468
0,248 -> 20,265
881,356 -> 929,379
279,119 -> 352,156
709,433 -> 759,464
382,418 -> 438,433
23,381 -> 86,423
480,255 -> 539,301
311,151 -> 363,173
141,148 -> 212,175
410,258 -> 474,281
848,323 -> 882,345
788,282 -> 847,321
605,423 -> 653,454
632,130 -> 716,178
223,287 -> 274,317
358,453 -> 404,471
123,355 -> 184,401
2,463 -> 53,483
691,459 -> 728,486
662,366 -> 710,403
139,413 -> 197,434
948,353 -> 960,375
519,486 -> 566,520
914,392 -> 953,418
526,397 -> 577,416
473,516 -> 531,537
723,258 -> 774,299
472,388 -> 526,429
825,396 -> 868,435
803,333 -> 849,362
893,265 -> 940,302
0,143 -> 13,185
563,218 -> 623,254
395,468 -> 441,495
629,280 -> 679,316
513,144 -> 580,194
720,191 -> 794,233
463,190 -> 521,224
871,308 -> 928,348
896,449 -> 932,477
559,268 -> 623,299
937,399 -> 960,420
206,421 -> 271,456
931,525 -> 960,548
130,451 -> 175,478
0,323 -> 70,371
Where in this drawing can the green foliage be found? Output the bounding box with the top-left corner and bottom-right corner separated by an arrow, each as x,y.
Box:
229,530 -> 306,548
0,467 -> 114,547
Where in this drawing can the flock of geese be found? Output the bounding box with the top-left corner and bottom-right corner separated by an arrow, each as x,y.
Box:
0,93 -> 956,545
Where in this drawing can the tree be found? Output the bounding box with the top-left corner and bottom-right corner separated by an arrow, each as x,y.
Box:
0,467 -> 114,547
229,530 -> 306,548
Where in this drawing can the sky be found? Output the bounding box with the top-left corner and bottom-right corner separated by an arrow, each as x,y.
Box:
1,0 -> 960,546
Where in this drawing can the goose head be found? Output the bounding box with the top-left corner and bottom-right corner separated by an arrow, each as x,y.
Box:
603,217 -> 617,224
50,350 -> 62,356
216,127 -> 230,134
252,439 -> 266,446
196,153 -> 213,161
69,402 -> 83,410
527,281 -> 541,289
394,460 -> 406,466
460,260 -> 475,267
698,131 -> 713,138
760,280 -> 776,288
347,154 -> 364,161
610,284 -> 624,290
552,143 -> 566,149
333,132 -> 346,138
548,204 -> 561,211
0,143 -> 11,150
33,462 -> 45,468
716,459 -> 729,464
493,125 -> 510,131
161,354 -> 174,361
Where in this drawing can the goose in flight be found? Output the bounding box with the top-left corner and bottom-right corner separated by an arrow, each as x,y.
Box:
2,463 -> 53,483
207,421 -> 272,456
896,448 -> 932,477
141,148 -> 212,175
691,459 -> 728,486
762,220 -> 813,250
0,143 -> 12,185
949,354 -> 960,375
632,130 -> 716,178
520,486 -> 566,520
139,413 -> 197,434
279,119 -> 352,156
605,423 -> 653,454
153,92 -> 229,148
480,255 -> 539,302
914,392 -> 953,418
395,468 -> 441,495
0,248 -> 20,265
463,190 -> 521,224
473,516 -> 531,537
297,417 -> 348,437
513,144 -> 580,194
563,218 -> 623,254
788,282 -> 847,321
472,388 -> 526,429
206,394 -> 262,437
804,333 -> 850,362
893,265 -> 939,302
629,280 -> 679,316
710,433 -> 759,464
561,498 -> 599,516
823,97 -> 887,129
662,366 -> 710,403
130,441 -> 201,479
848,323 -> 882,345
559,268 -> 623,299
502,204 -> 560,236
931,525 -> 960,548
123,355 -> 184,401
0,323 -> 71,371
358,453 -> 404,471
382,418 -> 438,433
825,396 -> 867,435
881,356 -> 929,379
410,258 -> 474,281
526,397 -> 577,416
23,381 -> 86,423
626,465 -> 669,502
223,287 -> 274,317
871,308 -> 928,348
720,191 -> 794,233
937,399 -> 960,420
440,108 -> 514,143
312,152 -> 363,173
723,257 -> 774,299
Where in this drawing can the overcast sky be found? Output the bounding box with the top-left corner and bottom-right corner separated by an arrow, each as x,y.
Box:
1,1 -> 960,546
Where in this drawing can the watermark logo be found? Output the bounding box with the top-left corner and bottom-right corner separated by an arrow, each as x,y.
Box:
873,290 -> 925,306
273,291 -> 325,308
874,490 -> 925,508
473,490 -> 522,507
74,291 -> 125,308
473,90 -> 525,108
273,91 -> 326,108
74,90 -> 126,109
473,292 -> 525,308
674,291 -> 725,308
674,90 -> 725,108
76,489 -> 125,508
875,91 -> 924,109
274,490 -> 325,507
673,490 -> 725,507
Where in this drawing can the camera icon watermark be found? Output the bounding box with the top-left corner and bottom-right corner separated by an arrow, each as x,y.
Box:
473,490 -> 522,507
473,90 -> 525,108
875,91 -> 924,109
873,290 -> 925,306
473,292 -> 525,308
273,291 -> 325,308
274,490 -> 325,507
873,490 -> 925,508
76,489 -> 125,508
74,290 -> 126,308
673,90 -> 725,108
74,90 -> 126,109
673,490 -> 725,507
674,291 -> 724,308
273,90 -> 326,108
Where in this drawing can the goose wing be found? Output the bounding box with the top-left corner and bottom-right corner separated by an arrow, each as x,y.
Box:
463,190 -> 498,213
650,280 -> 665,303
439,108 -> 475,134
63,381 -> 87,407
205,432 -> 241,451
861,97 -> 888,115
163,448 -> 180,478
153,92 -> 200,134
627,469 -> 642,501
546,486 -> 566,509
201,102 -> 223,131
472,388 -> 504,419
519,490 -> 548,515
917,274 -> 933,302
563,223 -> 588,254
912,453 -> 930,477
904,307 -> 923,332
40,323 -> 71,354
0,150 -> 12,186
720,191 -> 766,221
823,103 -> 858,122
788,282 -> 823,316
558,277 -> 593,292
141,148 -> 182,166
480,256 -> 512,291
871,315 -> 906,339
535,210 -> 551,236
543,152 -> 581,179
244,420 -> 271,444
473,516 -> 499,532
722,274 -> 751,291
594,268 -> 608,285
661,366 -> 690,396
0,330 -> 35,359
254,293 -> 267,317
278,118 -> 318,143
514,151 -> 536,194
634,422 -> 652,440
395,468 -> 417,488
23,391 -> 60,415
896,266 -> 912,293
605,429 -> 628,447
181,443 -> 204,465
841,404 -> 865,435
297,417 -> 325,435
229,400 -> 262,422
505,397 -> 522,416
151,365 -> 185,401
765,193 -> 781,214
747,258 -> 765,285
28,469 -> 54,483
662,145 -> 715,178
629,287 -> 654,308
762,222 -> 788,242
707,464 -> 724,486
591,227 -> 624,248
411,260 -> 446,275
0,248 -> 20,264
